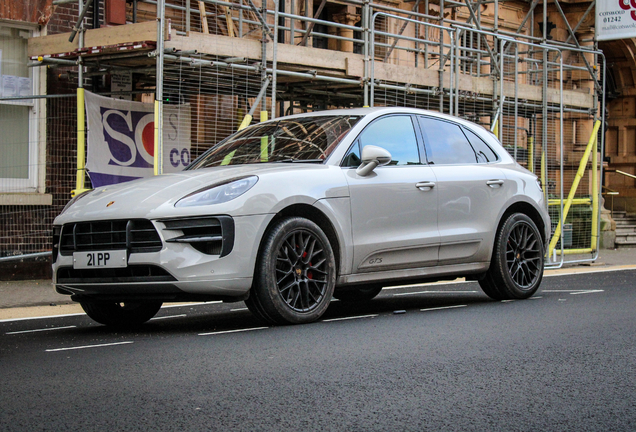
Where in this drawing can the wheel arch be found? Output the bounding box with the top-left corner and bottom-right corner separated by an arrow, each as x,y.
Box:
498,201 -> 548,245
256,203 -> 342,277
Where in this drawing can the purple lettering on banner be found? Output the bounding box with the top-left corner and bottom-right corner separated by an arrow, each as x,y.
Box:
170,148 -> 180,167
101,107 -> 154,169
181,148 -> 191,167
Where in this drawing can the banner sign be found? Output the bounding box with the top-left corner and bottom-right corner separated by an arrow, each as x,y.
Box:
85,91 -> 191,187
596,1 -> 636,41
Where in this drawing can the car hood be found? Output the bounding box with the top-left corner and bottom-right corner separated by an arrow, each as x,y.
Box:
55,163 -> 334,223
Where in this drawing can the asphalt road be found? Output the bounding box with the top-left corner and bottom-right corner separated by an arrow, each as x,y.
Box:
1,269 -> 635,431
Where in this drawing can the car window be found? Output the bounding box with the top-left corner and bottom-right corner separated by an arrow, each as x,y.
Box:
463,127 -> 499,163
342,141 -> 362,167
352,115 -> 421,166
417,116 -> 477,165
189,115 -> 361,168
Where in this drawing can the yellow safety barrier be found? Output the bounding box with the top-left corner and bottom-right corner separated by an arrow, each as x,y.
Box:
548,119 -> 601,258
153,100 -> 161,176
71,87 -> 90,197
237,114 -> 253,131
260,111 -> 268,162
528,137 -> 534,174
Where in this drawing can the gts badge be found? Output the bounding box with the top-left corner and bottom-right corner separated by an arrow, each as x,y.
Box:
368,258 -> 383,265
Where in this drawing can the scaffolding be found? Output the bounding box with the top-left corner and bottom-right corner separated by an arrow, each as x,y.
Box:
2,0 -> 606,267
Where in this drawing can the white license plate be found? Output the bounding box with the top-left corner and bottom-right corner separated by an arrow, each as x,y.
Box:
73,250 -> 128,269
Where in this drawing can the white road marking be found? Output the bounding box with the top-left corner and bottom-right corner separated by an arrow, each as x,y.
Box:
0,313 -> 86,323
46,341 -> 133,352
322,314 -> 378,322
150,314 -> 186,320
393,290 -> 478,296
6,325 -> 76,335
199,327 -> 268,336
501,300 -> 516,303
230,308 -> 248,312
420,305 -> 467,312
530,296 -> 543,300
570,290 -> 604,295
542,289 -> 605,295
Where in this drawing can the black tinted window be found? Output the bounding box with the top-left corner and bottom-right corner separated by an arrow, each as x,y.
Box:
417,117 -> 477,165
357,115 -> 421,166
463,127 -> 499,163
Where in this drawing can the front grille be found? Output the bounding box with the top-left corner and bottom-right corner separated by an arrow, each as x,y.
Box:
161,216 -> 234,257
57,265 -> 176,283
59,219 -> 162,255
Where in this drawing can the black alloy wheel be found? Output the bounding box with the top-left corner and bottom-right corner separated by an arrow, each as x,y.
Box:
505,217 -> 543,289
479,213 -> 544,300
246,217 -> 336,324
275,229 -> 330,312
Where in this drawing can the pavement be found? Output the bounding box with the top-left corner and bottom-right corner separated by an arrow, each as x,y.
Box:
1,248 -> 635,320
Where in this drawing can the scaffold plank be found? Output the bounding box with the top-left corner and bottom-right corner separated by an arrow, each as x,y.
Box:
28,21 -> 157,57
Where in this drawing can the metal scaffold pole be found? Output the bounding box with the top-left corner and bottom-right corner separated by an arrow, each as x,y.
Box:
154,0 -> 166,176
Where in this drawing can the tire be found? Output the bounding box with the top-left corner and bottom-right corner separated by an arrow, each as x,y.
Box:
333,285 -> 382,302
80,300 -> 162,328
246,217 -> 336,325
479,213 -> 544,301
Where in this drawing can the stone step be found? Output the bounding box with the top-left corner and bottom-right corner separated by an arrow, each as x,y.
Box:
616,234 -> 636,242
615,240 -> 636,249
616,228 -> 636,235
612,212 -> 636,220
615,219 -> 636,225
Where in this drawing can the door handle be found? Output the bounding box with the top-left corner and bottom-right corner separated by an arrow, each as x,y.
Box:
415,181 -> 436,191
486,179 -> 504,187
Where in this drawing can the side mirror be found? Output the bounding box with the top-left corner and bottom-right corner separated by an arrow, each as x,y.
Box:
356,145 -> 392,176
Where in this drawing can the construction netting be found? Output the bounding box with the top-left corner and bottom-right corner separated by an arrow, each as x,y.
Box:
1,0 -> 605,268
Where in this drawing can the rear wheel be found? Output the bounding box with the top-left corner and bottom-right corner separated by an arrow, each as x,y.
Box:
246,217 -> 336,325
80,300 -> 162,328
479,213 -> 544,300
333,285 -> 382,302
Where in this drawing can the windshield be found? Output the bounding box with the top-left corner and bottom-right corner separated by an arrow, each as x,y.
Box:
188,115 -> 361,169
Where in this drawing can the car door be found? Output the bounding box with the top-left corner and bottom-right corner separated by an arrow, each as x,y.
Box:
416,116 -> 513,265
344,115 -> 439,273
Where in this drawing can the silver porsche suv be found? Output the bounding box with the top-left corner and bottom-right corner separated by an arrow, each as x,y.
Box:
52,107 -> 550,327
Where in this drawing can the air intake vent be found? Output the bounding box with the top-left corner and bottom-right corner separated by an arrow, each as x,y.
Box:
59,219 -> 162,255
57,265 -> 176,283
162,216 -> 234,257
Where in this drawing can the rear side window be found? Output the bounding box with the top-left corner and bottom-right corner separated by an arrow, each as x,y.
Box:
463,127 -> 499,163
417,116 -> 479,165
344,115 -> 421,166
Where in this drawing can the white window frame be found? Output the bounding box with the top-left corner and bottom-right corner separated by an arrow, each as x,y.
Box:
0,19 -> 50,204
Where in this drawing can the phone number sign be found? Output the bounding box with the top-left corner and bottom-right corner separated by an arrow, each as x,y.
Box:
596,1 -> 636,41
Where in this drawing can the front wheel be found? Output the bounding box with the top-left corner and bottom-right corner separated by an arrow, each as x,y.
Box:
80,301 -> 162,328
246,217 -> 336,325
479,213 -> 544,301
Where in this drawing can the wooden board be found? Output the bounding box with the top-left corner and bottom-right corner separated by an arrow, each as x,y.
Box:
28,21 -> 157,57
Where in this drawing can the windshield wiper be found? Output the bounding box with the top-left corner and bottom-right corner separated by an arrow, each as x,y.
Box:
274,158 -> 324,163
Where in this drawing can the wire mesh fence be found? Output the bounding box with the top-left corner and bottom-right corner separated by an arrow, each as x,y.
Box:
0,95 -> 77,258
1,0 -> 605,268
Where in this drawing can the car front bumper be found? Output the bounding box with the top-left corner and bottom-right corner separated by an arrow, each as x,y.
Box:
52,213 -> 274,302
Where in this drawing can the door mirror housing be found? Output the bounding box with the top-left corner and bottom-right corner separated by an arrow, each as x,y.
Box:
356,145 -> 392,176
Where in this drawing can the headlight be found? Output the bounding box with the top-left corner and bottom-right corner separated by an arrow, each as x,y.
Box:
175,176 -> 258,208
59,189 -> 94,215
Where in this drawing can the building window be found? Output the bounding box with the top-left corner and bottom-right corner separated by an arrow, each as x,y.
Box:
0,23 -> 39,193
